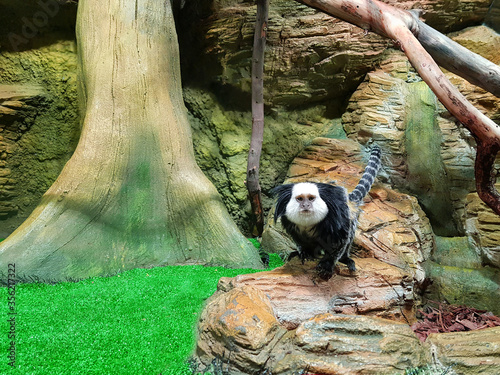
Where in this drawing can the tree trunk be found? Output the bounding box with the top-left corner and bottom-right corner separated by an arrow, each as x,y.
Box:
0,0 -> 262,283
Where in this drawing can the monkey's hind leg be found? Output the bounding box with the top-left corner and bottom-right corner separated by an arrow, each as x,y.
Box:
316,248 -> 356,280
287,251 -> 302,262
315,256 -> 336,280
339,253 -> 356,272
286,250 -> 310,264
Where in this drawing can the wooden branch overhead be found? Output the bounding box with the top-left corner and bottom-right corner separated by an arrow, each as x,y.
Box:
297,0 -> 500,215
410,13 -> 500,99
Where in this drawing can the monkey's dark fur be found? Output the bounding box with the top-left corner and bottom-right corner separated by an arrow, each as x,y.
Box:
271,145 -> 381,280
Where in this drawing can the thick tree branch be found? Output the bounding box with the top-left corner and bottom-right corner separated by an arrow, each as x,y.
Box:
410,13 -> 500,99
296,0 -> 500,215
247,0 -> 269,236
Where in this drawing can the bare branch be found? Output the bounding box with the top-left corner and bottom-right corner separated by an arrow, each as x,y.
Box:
247,0 -> 269,235
410,13 -> 500,98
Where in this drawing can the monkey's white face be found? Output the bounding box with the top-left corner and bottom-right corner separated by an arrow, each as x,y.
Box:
285,183 -> 328,227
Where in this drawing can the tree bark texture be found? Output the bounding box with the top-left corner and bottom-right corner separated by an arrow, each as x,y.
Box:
410,13 -> 500,99
297,0 -> 500,215
0,0 -> 262,283
247,0 -> 269,236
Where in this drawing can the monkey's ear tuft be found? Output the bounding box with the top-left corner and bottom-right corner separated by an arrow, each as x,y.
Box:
270,184 -> 293,197
271,184 -> 294,222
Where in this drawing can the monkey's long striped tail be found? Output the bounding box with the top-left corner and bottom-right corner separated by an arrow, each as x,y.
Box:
348,145 -> 381,203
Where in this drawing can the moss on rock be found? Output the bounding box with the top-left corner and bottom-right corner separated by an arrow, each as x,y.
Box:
0,39 -> 80,237
184,87 -> 345,233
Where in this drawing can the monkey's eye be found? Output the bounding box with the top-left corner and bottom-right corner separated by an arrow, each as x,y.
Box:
309,196 -> 315,202
296,197 -> 303,202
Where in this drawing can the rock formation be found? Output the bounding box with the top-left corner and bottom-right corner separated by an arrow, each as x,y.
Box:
193,134 -> 500,373
194,281 -> 500,374
0,84 -> 45,223
465,190 -> 500,268
218,257 -> 417,330
342,62 -> 476,236
427,327 -> 500,375
193,137 -> 432,373
194,285 -> 430,375
181,0 -> 494,109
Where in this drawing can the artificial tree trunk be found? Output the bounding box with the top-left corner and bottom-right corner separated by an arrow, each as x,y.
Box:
0,0 -> 262,283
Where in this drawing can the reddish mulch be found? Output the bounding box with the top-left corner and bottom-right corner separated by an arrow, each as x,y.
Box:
411,301 -> 500,342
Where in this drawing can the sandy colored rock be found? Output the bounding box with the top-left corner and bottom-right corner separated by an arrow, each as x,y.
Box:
342,66 -> 476,236
194,289 -> 429,374
427,327 -> 500,375
273,313 -> 429,375
196,285 -> 286,373
219,257 -> 416,329
465,188 -> 500,268
448,25 -> 500,65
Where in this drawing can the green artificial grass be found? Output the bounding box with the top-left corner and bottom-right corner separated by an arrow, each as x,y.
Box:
0,250 -> 284,375
404,365 -> 451,375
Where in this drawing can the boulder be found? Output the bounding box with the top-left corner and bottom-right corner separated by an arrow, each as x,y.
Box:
195,285 -> 286,374
219,257 -> 417,330
271,313 -> 429,375
427,327 -> 500,375
193,286 -> 429,374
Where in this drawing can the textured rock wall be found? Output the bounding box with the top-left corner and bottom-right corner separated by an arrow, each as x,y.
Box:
0,40 -> 80,238
342,66 -> 477,236
0,1 -> 79,238
0,84 -> 46,223
177,0 -> 496,234
180,0 -> 493,108
465,189 -> 500,268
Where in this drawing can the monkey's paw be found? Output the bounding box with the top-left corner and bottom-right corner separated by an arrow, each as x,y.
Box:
315,259 -> 335,280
